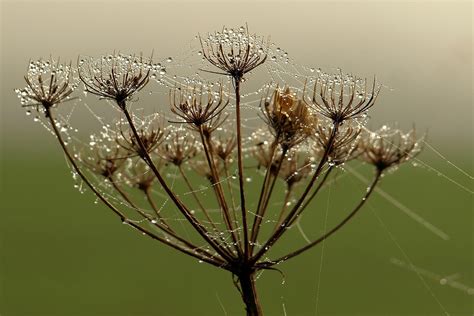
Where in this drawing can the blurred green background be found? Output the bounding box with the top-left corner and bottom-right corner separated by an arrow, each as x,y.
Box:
1,0 -> 472,315
2,141 -> 472,315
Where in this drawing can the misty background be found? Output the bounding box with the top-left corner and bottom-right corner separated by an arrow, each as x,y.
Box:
1,1 -> 472,315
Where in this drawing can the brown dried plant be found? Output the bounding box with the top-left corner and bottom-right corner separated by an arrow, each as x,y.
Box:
17,27 -> 424,316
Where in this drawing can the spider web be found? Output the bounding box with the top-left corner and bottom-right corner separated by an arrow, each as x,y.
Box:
22,30 -> 473,315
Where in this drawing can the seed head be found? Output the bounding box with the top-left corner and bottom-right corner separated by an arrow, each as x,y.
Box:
211,134 -> 237,163
189,159 -> 223,183
279,151 -> 312,188
253,140 -> 311,188
78,53 -> 152,107
17,58 -> 76,114
159,127 -> 199,166
82,146 -> 126,179
261,86 -> 316,149
359,126 -> 423,172
199,25 -> 268,80
305,72 -> 381,124
116,118 -> 165,158
126,160 -> 160,192
169,84 -> 229,131
314,125 -> 362,166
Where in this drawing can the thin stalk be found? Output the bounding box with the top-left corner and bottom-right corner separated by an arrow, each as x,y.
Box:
253,139 -> 279,224
109,176 -> 176,233
177,165 -> 230,249
46,109 -> 126,221
199,126 -> 242,255
234,78 -> 250,259
260,169 -> 382,266
109,178 -> 138,207
249,147 -> 287,254
251,123 -> 340,263
46,109 -> 225,268
273,185 -> 293,231
223,160 -> 238,225
121,104 -> 235,262
259,148 -> 288,222
177,165 -> 216,227
287,166 -> 334,227
110,176 -> 214,259
144,188 -> 174,232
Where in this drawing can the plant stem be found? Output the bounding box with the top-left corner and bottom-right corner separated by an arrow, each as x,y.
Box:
234,78 -> 250,259
239,271 -> 263,316
121,104 -> 235,262
250,147 -> 287,254
46,109 -> 225,268
260,169 -> 382,267
251,124 -> 340,263
198,126 -> 241,255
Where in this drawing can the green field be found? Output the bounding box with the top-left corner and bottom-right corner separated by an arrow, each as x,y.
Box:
1,138 -> 472,316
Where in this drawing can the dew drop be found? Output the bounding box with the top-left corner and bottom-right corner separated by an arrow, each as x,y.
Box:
166,57 -> 173,63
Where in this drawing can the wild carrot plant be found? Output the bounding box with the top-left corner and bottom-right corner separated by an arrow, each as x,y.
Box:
16,26 -> 423,315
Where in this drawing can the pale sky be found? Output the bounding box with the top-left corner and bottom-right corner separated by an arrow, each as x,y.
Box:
1,0 -> 472,149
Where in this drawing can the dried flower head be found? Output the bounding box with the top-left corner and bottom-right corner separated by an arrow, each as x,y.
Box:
126,160 -> 159,192
279,151 -> 312,188
305,72 -> 381,124
78,53 -> 152,107
17,58 -> 76,114
261,86 -> 316,149
189,158 -> 223,183
82,146 -> 125,179
159,127 -> 199,166
253,141 -> 311,188
116,119 -> 164,158
359,126 -> 423,171
211,134 -> 237,163
199,25 -> 268,80
169,84 -> 229,131
314,125 -> 362,165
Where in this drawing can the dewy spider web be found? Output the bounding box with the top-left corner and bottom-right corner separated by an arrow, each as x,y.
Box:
18,27 -> 472,314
